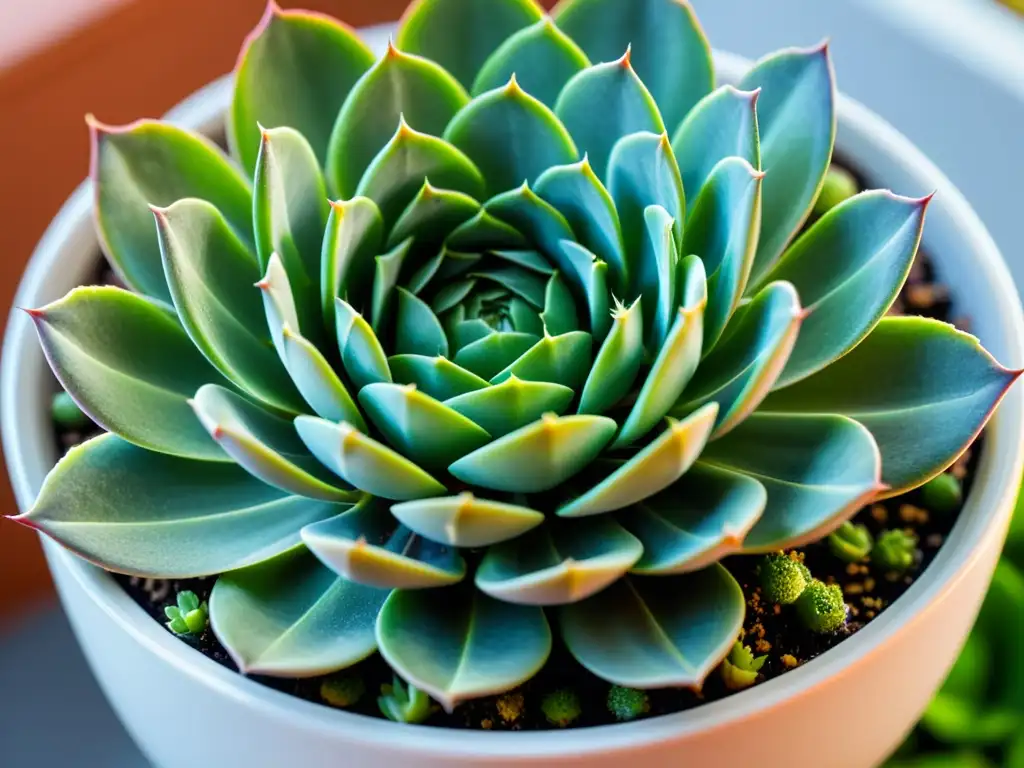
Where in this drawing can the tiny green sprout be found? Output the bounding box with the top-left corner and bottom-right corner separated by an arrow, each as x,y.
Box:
813,165 -> 859,216
872,529 -> 919,573
378,676 -> 432,724
51,390 -> 90,430
607,685 -> 650,722
827,521 -> 874,563
163,590 -> 208,636
541,688 -> 581,728
920,472 -> 963,514
759,553 -> 810,605
795,580 -> 847,634
320,673 -> 365,709
720,641 -> 768,691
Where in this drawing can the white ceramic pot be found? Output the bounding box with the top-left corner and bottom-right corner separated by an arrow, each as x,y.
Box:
3,34 -> 1024,768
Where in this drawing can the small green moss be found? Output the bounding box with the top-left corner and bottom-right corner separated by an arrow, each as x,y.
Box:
813,165 -> 859,216
872,529 -> 919,573
920,472 -> 963,514
164,590 -> 208,636
827,521 -> 874,563
720,642 -> 767,691
496,692 -> 525,723
51,391 -> 90,430
378,676 -> 432,724
541,688 -> 581,728
759,553 -> 810,605
320,673 -> 365,708
795,580 -> 847,634
607,685 -> 649,722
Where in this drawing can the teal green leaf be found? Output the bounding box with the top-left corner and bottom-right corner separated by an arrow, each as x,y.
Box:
376,585 -> 551,712
761,316 -> 1020,496
444,376 -> 574,437
90,117 -> 252,304
578,297 -> 644,415
391,493 -> 544,547
230,5 -> 374,173
470,265 -> 547,308
395,288 -> 449,357
559,403 -> 718,517
541,271 -> 579,335
557,241 -> 611,339
637,204 -> 678,348
554,52 -> 665,179
210,545 -> 388,676
739,44 -> 836,285
396,0 -> 544,91
390,354 -> 489,401
624,463 -> 766,574
763,191 -> 929,387
431,278 -> 477,315
491,249 -> 554,275
153,199 -> 302,413
486,185 -> 582,285
554,0 -> 713,132
295,416 -> 446,500
509,298 -> 545,336
370,238 -> 412,332
445,79 -> 578,196
389,183 -> 481,251
321,197 -> 383,325
447,209 -> 530,251
700,412 -> 882,550
29,286 -> 228,461
476,518 -> 643,605
452,331 -> 541,380
16,433 -> 343,577
491,331 -> 593,390
472,17 -> 589,106
560,567 -> 744,688
335,299 -> 392,390
449,414 -> 616,492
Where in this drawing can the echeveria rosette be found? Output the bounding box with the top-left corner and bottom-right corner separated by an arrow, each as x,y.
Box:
13,0 -> 1020,713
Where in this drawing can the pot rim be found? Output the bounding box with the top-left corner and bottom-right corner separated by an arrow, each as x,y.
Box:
4,42 -> 1024,759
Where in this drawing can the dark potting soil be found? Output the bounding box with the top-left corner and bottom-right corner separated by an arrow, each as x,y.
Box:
53,166 -> 980,731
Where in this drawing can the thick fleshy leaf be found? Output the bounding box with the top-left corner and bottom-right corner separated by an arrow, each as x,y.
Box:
370,238 -> 412,332
762,191 -> 929,387
191,385 -> 354,502
335,299 -> 392,389
623,463 -> 766,574
153,199 -> 302,413
452,331 -> 541,380
682,157 -> 763,349
230,5 -> 375,173
560,567 -> 744,688
295,416 -> 446,500
90,118 -> 252,304
557,241 -> 611,340
29,286 -> 227,461
472,17 -> 589,106
485,185 -> 580,283
394,288 -> 449,357
761,317 -> 1020,496
578,298 -> 644,415
700,412 -> 882,550
555,53 -> 665,179
397,0 -> 544,90
476,518 -> 643,605
376,585 -> 551,712
390,355 -> 489,401
491,331 -> 593,390
470,265 -> 547,308
673,86 -> 761,210
321,197 -> 384,325
15,434 -> 343,577
389,184 -> 481,252
447,209 -> 530,251
444,78 -> 578,196
302,500 -> 464,589
449,414 -> 616,492
391,493 -> 544,548
558,403 -> 718,517
554,0 -> 713,131
210,545 -> 389,676
637,204 -> 678,348
739,45 -> 836,285
444,376 -> 574,437
541,271 -> 579,335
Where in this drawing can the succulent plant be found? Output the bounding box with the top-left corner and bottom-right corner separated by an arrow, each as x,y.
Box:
720,641 -> 767,691
795,579 -> 847,634
542,688 -> 582,727
920,472 -> 963,515
607,685 -> 650,721
379,676 -> 433,723
164,590 -> 209,636
11,0 -> 1019,712
760,553 -> 811,605
828,520 -> 874,563
873,529 -> 919,573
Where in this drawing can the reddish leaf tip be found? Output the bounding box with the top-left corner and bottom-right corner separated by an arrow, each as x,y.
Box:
9,513 -> 39,531
20,306 -> 45,320
619,44 -> 633,69
385,36 -> 401,59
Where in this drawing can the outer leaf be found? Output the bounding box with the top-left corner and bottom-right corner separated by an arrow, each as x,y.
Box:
491,331 -> 593,391
391,493 -> 544,548
560,567 -> 744,688
335,299 -> 392,390
761,317 -> 1021,496
554,0 -> 713,131
390,354 -> 490,401
210,545 -> 389,676
376,585 -> 552,712
29,286 -> 227,461
230,5 -> 375,173
90,118 -> 252,304
578,298 -> 644,415
15,434 -> 343,577
444,376 -> 574,437
321,197 -> 384,325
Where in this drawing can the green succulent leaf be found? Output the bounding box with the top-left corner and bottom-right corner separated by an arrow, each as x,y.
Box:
449,414 -> 617,492
559,567 -> 744,688
391,493 -> 545,548
389,355 -> 490,401
761,317 -> 1020,496
762,191 -> 929,387
739,45 -> 836,285
444,376 -> 574,437
394,287 -> 449,357
637,204 -> 679,348
452,331 -> 541,380
230,5 -> 375,174
557,242 -> 611,339
447,209 -> 530,251
376,584 -> 552,712
624,463 -> 767,574
28,286 -> 228,461
485,185 -> 580,285
540,271 -> 579,335
335,299 -> 393,390
470,264 -> 548,308
476,517 -> 643,605
16,433 -> 344,577
321,197 -> 384,326
210,544 -> 389,676
370,238 -> 412,332
390,184 -> 481,252
492,331 -> 593,390
90,118 -> 253,304
554,0 -> 713,132
578,298 -> 644,415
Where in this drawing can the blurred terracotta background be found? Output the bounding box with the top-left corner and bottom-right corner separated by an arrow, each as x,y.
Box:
0,0 -> 558,626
